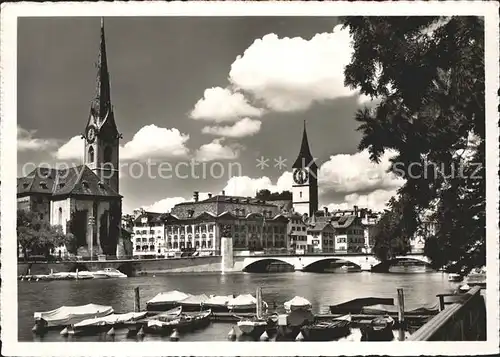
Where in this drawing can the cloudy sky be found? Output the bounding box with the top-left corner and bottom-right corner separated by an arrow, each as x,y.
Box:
17,16 -> 403,214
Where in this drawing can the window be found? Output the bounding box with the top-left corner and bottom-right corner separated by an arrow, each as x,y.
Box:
58,207 -> 62,226
207,241 -> 212,248
202,241 -> 207,248
88,146 -> 95,163
300,191 -> 302,198
135,245 -> 140,251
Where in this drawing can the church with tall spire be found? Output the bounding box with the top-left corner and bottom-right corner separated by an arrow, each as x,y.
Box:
291,120 -> 318,217
17,19 -> 123,258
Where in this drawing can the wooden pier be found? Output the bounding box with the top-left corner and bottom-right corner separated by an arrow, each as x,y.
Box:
408,286 -> 486,341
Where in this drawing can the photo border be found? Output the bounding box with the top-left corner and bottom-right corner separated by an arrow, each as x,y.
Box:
1,1 -> 499,356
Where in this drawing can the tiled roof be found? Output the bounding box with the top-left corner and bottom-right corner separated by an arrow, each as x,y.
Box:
17,165 -> 121,198
308,222 -> 334,232
330,215 -> 357,228
133,211 -> 162,224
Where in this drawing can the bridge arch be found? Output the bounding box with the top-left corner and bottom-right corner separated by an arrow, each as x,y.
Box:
242,258 -> 295,273
371,255 -> 432,271
301,257 -> 364,272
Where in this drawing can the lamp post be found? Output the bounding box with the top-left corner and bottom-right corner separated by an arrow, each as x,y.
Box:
88,216 -> 96,261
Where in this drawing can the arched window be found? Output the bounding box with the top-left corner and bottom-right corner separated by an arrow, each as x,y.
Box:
88,146 -> 95,163
103,146 -> 112,163
58,207 -> 62,226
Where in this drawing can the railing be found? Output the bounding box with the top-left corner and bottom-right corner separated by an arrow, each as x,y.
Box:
408,286 -> 486,341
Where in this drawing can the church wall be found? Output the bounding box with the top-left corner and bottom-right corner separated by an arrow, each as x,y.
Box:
96,201 -> 111,254
50,198 -> 72,233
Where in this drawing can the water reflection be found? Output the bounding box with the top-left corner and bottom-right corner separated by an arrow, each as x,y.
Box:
19,271 -> 455,341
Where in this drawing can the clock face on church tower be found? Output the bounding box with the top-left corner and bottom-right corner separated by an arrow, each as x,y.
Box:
293,168 -> 309,185
86,125 -> 96,143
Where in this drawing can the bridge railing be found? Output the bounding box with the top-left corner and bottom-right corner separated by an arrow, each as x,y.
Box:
407,286 -> 486,341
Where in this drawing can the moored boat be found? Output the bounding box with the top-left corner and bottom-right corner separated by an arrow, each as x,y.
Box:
300,314 -> 351,341
448,273 -> 463,282
284,296 -> 312,313
71,311 -> 148,335
146,290 -> 191,311
179,294 -> 209,312
228,294 -> 267,313
93,268 -> 128,279
329,297 -> 394,314
360,315 -> 395,341
203,295 -> 234,312
33,304 -> 114,333
145,309 -> 212,335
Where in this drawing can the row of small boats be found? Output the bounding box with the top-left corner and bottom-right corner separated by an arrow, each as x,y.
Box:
146,290 -> 271,313
20,268 -> 128,281
32,290 -> 401,342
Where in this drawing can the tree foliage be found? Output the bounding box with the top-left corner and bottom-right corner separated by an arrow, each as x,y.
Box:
342,16 -> 485,273
17,209 -> 75,259
255,189 -> 292,201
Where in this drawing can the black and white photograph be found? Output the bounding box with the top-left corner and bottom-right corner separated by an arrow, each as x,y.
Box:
1,1 -> 499,356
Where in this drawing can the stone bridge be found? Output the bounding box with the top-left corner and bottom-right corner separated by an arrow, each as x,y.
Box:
233,253 -> 431,272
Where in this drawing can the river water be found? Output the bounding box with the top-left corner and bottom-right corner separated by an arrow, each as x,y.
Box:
18,268 -> 459,342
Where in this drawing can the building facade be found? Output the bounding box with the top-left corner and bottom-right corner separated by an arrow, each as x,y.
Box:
130,194 -> 290,258
16,20 -> 122,258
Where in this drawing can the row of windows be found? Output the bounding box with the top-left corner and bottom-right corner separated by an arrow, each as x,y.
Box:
134,240 -> 214,251
166,234 -> 214,240
337,237 -> 366,244
290,226 -> 307,232
166,224 -> 215,234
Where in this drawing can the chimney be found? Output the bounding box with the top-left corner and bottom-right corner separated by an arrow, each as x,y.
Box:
353,205 -> 359,217
222,190 -> 225,196
193,191 -> 199,202
208,193 -> 212,199
324,206 -> 329,216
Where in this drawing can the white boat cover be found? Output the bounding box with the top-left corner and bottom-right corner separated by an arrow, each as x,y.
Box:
204,295 -> 234,306
284,296 -> 312,312
73,312 -> 147,327
34,304 -> 113,327
181,294 -> 209,305
147,290 -> 191,305
227,294 -> 256,309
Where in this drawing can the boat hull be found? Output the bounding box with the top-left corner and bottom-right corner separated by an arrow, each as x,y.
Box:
301,321 -> 351,341
146,311 -> 212,335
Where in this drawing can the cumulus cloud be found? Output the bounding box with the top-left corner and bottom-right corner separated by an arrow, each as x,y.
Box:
143,196 -> 187,213
190,87 -> 264,122
141,192 -> 213,213
18,126 -> 59,152
53,125 -> 190,161
194,138 -> 241,162
325,188 -> 398,213
201,117 -> 262,138
318,149 -> 403,195
121,125 -> 190,160
223,171 -> 292,197
228,25 -> 367,112
54,135 -> 84,161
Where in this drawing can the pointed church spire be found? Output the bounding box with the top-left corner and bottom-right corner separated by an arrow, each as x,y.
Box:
90,17 -> 112,124
293,120 -> 316,169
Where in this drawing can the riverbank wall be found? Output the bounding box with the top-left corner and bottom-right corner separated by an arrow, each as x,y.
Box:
17,256 -> 223,276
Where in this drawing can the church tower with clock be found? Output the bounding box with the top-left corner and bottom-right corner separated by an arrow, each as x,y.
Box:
292,121 -> 318,217
83,19 -> 121,194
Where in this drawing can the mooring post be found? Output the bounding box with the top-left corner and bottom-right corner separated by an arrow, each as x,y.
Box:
76,268 -> 79,280
134,286 -> 140,312
397,288 -> 405,341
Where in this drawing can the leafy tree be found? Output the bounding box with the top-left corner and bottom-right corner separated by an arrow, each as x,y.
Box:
255,189 -> 292,201
342,16 -> 485,273
17,209 -> 73,260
